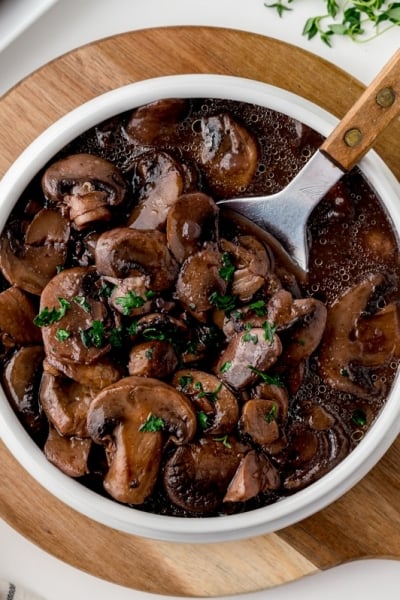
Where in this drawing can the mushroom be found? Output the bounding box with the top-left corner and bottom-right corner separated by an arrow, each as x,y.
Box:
107,275 -> 154,317
0,287 -> 42,356
175,243 -> 227,322
279,297 -> 327,366
42,153 -> 127,230
40,371 -> 98,437
86,376 -> 197,504
354,302 -> 400,364
127,152 -> 193,230
125,98 -> 188,145
166,192 -> 219,263
239,399 -> 280,446
2,345 -> 46,440
195,113 -> 259,197
282,411 -> 350,491
44,354 -> 122,388
172,368 -> 239,435
38,266 -> 110,367
128,340 -> 178,378
95,227 -> 179,291
253,382 -> 289,422
0,208 -> 69,295
215,327 -> 282,390
44,424 -> 92,478
163,437 -> 248,514
223,450 -> 280,503
318,273 -> 386,397
220,236 -> 270,302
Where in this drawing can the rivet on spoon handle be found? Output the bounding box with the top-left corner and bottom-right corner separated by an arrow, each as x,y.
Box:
320,49 -> 400,172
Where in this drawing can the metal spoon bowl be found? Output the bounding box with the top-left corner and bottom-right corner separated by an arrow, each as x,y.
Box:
218,49 -> 400,276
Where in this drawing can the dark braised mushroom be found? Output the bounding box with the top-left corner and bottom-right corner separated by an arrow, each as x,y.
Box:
127,152 -> 193,230
95,227 -> 178,291
128,340 -> 178,378
0,208 -> 69,295
108,275 -> 154,317
166,192 -> 219,263
40,371 -> 97,437
172,368 -> 239,435
220,236 -> 270,302
239,399 -> 280,446
0,287 -> 42,355
42,153 -> 127,230
279,297 -> 327,366
2,345 -> 45,439
175,243 -> 227,322
86,376 -> 197,504
44,425 -> 92,477
163,437 -> 247,514
223,450 -> 280,503
215,327 -> 282,390
318,273 -> 386,397
125,98 -> 188,145
195,113 -> 258,197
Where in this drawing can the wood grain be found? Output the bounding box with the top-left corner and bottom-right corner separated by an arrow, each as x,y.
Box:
1,27 -> 400,596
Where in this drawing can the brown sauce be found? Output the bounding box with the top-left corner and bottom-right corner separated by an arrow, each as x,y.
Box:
1,98 -> 399,517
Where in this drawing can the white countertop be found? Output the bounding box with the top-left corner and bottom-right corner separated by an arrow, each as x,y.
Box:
1,1 -> 400,599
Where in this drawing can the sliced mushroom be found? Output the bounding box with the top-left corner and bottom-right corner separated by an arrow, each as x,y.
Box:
0,209 -> 69,295
163,437 -> 247,514
215,327 -> 282,390
127,152 -> 191,230
282,413 -> 350,491
125,99 -> 188,145
279,297 -> 327,366
128,340 -> 178,378
95,227 -> 178,291
318,273 -> 386,397
166,192 -> 219,263
2,345 -> 46,439
39,267 -> 110,366
354,302 -> 400,364
40,371 -> 98,437
175,243 -> 227,322
44,354 -> 122,388
44,424 -> 91,478
253,382 -> 289,422
86,376 -> 197,504
42,153 -> 127,230
196,113 -> 259,197
220,236 -> 270,302
239,399 -> 280,445
172,368 -> 239,435
0,287 -> 42,355
223,450 -> 280,503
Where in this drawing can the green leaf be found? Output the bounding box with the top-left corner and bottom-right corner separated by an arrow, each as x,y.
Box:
219,252 -> 236,281
209,291 -> 237,312
213,434 -> 232,448
73,295 -> 91,312
139,413 -> 165,432
34,297 -> 71,327
248,365 -> 283,386
80,320 -> 105,348
56,328 -> 70,342
197,411 -> 209,429
115,290 -> 147,315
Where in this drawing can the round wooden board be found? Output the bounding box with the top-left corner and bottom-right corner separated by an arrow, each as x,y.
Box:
1,27 -> 400,597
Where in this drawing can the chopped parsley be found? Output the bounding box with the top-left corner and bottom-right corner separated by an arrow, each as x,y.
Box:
197,411 -> 209,429
219,252 -> 236,281
262,320 -> 277,344
265,403 -> 278,423
214,434 -> 232,448
178,374 -> 194,390
220,361 -> 232,373
33,297 -> 71,327
248,365 -> 283,387
139,413 -> 165,432
80,320 -> 106,348
209,291 -> 237,312
352,408 -> 367,427
73,295 -> 91,312
194,380 -> 223,402
145,347 -> 154,359
249,299 -> 267,316
115,290 -> 155,315
55,328 -> 70,342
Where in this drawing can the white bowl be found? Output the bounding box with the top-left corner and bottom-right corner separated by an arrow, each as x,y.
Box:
1,74 -> 400,543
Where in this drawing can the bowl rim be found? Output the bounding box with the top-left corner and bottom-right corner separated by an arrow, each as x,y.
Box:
1,73 -> 400,543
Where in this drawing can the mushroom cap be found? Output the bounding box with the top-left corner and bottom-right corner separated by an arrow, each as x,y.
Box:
0,209 -> 69,295
94,227 -> 179,292
0,287 -> 42,352
125,98 -> 188,145
86,376 -> 197,504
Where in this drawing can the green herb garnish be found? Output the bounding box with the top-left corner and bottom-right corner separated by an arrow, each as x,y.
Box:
55,328 -> 70,342
264,0 -> 400,46
219,252 -> 236,281
115,291 -> 146,315
262,320 -> 277,344
33,297 -> 71,327
73,295 -> 91,313
248,365 -> 283,386
352,408 -> 367,426
178,374 -> 194,390
220,361 -> 232,373
213,434 -> 232,448
139,413 -> 165,432
249,299 -> 267,316
194,380 -> 223,402
265,403 -> 278,423
80,320 -> 105,348
209,291 -> 237,312
197,411 -> 209,429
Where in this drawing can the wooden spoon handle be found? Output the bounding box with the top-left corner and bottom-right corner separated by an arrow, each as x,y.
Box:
320,49 -> 400,172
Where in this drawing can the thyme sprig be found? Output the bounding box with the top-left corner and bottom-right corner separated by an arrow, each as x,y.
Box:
264,0 -> 400,46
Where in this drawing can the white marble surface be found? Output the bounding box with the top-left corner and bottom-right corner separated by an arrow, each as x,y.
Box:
1,1 -> 400,598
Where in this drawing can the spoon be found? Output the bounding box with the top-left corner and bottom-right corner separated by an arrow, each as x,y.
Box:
218,49 -> 400,276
